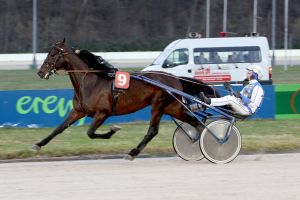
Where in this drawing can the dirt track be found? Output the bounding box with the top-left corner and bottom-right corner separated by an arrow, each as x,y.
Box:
0,153 -> 300,200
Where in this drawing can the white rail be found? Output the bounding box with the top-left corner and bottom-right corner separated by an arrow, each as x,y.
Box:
0,50 -> 299,70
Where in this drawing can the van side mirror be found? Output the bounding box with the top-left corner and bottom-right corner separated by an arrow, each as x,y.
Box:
162,61 -> 171,68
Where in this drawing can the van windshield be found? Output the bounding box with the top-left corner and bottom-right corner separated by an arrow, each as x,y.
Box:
193,46 -> 261,64
152,40 -> 182,65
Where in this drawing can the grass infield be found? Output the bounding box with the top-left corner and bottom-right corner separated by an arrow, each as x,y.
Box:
0,120 -> 300,160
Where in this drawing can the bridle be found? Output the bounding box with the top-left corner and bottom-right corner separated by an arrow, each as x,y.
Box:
42,46 -> 71,78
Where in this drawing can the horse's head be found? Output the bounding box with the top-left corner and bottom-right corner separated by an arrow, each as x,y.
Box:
37,38 -> 69,79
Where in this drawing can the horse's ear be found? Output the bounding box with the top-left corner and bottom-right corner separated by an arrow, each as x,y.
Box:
62,38 -> 66,44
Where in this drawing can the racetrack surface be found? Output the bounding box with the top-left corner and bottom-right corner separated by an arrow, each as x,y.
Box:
0,153 -> 299,200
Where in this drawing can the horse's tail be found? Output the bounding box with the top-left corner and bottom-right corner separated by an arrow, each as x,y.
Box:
178,77 -> 220,98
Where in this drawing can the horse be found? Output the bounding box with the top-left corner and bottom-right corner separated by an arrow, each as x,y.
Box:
34,39 -> 219,160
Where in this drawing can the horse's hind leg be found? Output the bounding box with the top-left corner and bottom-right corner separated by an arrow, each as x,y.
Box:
32,109 -> 85,151
125,107 -> 163,160
86,112 -> 121,139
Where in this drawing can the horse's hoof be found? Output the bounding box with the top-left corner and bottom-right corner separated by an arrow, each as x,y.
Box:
110,125 -> 122,132
124,154 -> 135,161
31,144 -> 41,152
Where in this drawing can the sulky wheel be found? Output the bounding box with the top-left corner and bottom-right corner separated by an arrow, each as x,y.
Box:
200,120 -> 241,164
172,122 -> 204,161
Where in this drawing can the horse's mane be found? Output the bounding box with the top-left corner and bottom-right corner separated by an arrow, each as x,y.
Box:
74,48 -> 117,71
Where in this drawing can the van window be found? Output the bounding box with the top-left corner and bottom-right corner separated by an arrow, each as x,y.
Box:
163,48 -> 189,68
193,46 -> 261,64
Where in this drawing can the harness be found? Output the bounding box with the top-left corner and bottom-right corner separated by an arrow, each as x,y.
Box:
111,79 -> 126,113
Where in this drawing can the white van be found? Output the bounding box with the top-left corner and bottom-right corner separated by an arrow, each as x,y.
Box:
142,34 -> 273,85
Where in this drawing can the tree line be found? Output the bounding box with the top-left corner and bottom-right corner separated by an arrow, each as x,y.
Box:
0,0 -> 299,53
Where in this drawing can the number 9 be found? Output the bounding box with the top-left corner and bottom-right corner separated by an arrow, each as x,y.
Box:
115,71 -> 130,89
118,74 -> 127,86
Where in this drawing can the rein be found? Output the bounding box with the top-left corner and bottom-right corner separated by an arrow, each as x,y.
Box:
48,44 -> 224,96
140,71 -> 247,95
134,71 -> 226,95
65,70 -> 107,73
137,71 -> 210,86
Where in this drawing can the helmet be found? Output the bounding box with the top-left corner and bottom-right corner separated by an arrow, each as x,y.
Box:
246,65 -> 263,80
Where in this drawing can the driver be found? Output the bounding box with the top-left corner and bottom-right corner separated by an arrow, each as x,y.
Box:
190,65 -> 264,116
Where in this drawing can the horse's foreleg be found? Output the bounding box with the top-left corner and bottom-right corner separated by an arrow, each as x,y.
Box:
32,109 -> 85,151
87,112 -> 121,139
125,108 -> 163,160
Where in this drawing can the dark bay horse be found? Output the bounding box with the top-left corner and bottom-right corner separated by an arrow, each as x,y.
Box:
35,39 -> 219,160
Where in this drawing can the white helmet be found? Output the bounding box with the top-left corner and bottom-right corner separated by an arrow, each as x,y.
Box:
246,65 -> 263,80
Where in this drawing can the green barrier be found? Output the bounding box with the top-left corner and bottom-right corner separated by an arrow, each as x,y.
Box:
276,84 -> 300,119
